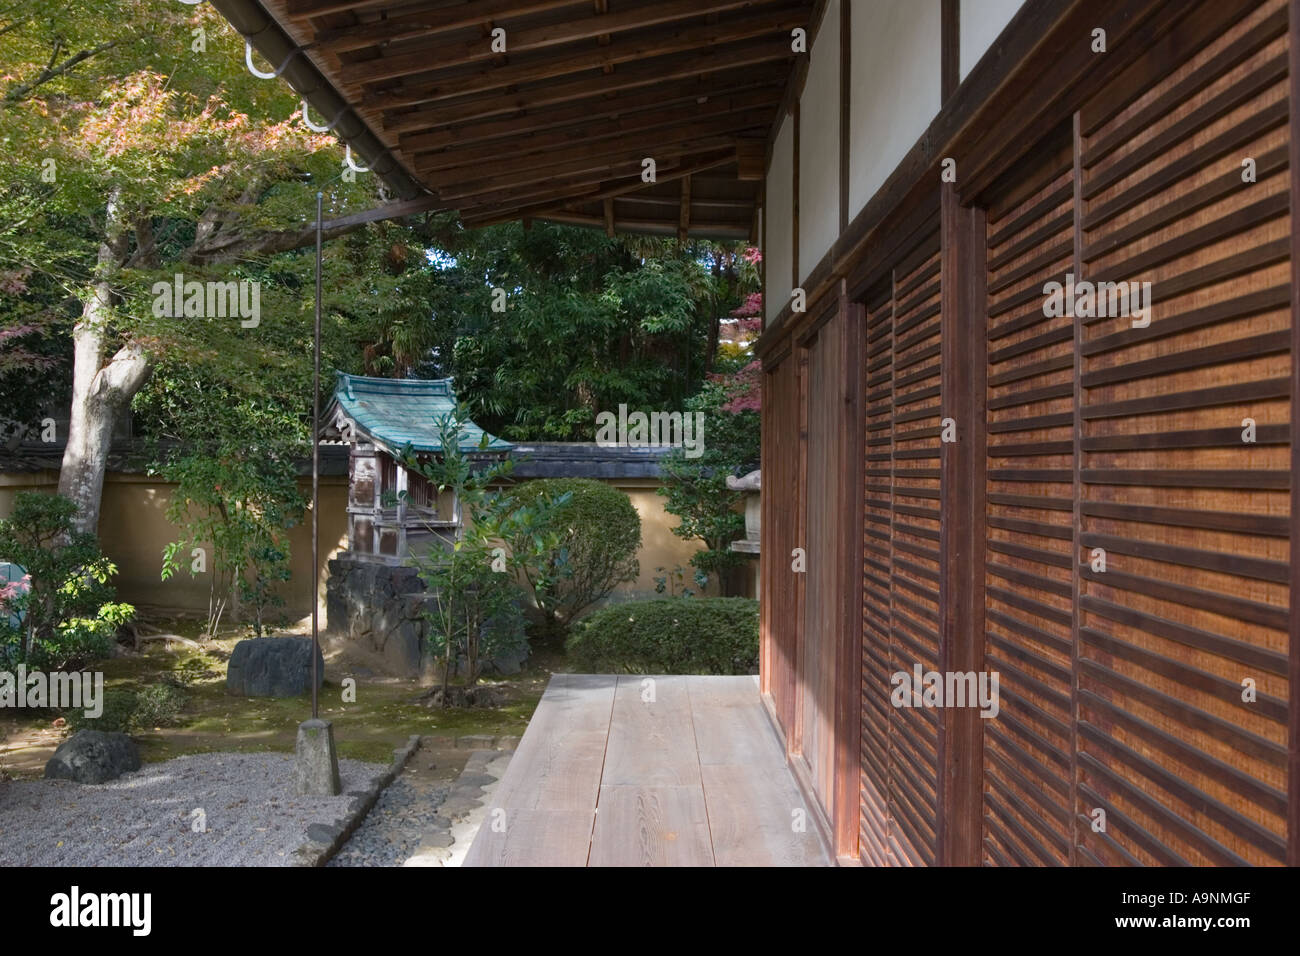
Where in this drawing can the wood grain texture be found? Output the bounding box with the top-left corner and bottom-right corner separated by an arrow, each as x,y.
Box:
755,0 -> 1291,869
589,786 -> 715,867
487,673 -> 614,812
254,0 -> 812,234
462,673 -> 833,866
601,675 -> 701,787
702,764 -> 829,866
1074,0 -> 1291,866
462,809 -> 596,867
688,676 -> 783,768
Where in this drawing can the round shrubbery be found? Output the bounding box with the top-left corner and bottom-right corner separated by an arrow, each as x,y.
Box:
565,597 -> 758,674
509,478 -> 641,637
65,683 -> 187,734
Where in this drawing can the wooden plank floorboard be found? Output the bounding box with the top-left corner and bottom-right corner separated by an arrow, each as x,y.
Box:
588,785 -> 715,866
600,675 -> 702,787
462,809 -> 595,867
489,673 -> 614,812
701,764 -> 829,866
687,675 -> 786,768
462,674 -> 833,866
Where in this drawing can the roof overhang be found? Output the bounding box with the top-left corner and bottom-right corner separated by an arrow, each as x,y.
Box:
210,0 -> 814,238
323,372 -> 511,455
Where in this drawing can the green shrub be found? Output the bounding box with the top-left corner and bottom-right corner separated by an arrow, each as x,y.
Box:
509,478 -> 641,638
66,688 -> 137,734
64,683 -> 187,734
0,492 -> 133,670
566,597 -> 758,674
132,683 -> 188,729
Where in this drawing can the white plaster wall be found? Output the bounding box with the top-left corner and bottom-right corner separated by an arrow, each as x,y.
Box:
960,0 -> 1025,80
798,0 -> 840,283
848,0 -> 941,220
765,114 -> 795,323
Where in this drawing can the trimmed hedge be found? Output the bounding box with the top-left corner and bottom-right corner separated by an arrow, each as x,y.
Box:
565,597 -> 758,675
65,683 -> 187,734
509,478 -> 640,636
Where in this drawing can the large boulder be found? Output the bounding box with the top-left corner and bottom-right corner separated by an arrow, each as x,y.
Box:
44,730 -> 140,784
226,637 -> 325,697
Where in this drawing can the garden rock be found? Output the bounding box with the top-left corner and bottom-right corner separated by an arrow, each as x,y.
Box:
226,636 -> 324,697
326,557 -> 433,678
44,730 -> 140,784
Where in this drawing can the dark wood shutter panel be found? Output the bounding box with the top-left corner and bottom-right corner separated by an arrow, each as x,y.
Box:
861,282 -> 897,866
1073,0 -> 1290,867
982,136 -> 1078,868
859,226 -> 944,866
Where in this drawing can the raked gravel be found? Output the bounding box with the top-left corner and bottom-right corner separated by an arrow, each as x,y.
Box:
0,752 -> 387,867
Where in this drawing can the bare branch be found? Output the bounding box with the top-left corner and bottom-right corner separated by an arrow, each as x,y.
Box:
3,36 -> 137,103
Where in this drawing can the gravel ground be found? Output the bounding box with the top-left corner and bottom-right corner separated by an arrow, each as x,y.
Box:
327,776 -> 451,867
0,752 -> 386,867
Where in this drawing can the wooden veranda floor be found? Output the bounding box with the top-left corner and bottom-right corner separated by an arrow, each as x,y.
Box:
463,674 -> 832,867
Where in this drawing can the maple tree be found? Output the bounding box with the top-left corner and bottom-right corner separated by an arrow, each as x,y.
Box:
0,0 -> 382,532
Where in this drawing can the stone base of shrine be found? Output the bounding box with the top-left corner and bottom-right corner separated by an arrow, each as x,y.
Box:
325,554 -> 434,679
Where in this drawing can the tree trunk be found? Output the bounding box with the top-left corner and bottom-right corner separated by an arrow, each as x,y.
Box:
56,188 -> 152,534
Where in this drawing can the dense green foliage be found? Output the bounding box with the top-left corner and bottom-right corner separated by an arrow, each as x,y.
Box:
404,414 -> 568,699
508,478 -> 640,637
0,493 -> 133,669
0,0 -> 765,641
657,374 -> 761,589
426,221 -> 758,440
66,683 -> 186,733
566,597 -> 758,675
147,377 -> 306,638
0,1 -> 372,415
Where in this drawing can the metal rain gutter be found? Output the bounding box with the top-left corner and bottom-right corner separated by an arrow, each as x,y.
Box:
209,0 -> 425,201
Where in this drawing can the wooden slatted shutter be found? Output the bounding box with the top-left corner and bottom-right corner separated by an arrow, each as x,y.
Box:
981,125 -> 1078,867
800,307 -> 846,823
888,236 -> 945,865
861,282 -> 897,866
762,353 -> 802,740
1074,0 -> 1291,867
859,223 -> 944,866
973,0 -> 1292,867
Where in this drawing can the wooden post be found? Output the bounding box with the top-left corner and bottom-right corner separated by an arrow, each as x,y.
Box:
941,0 -> 960,101
938,182 -> 987,866
396,462 -> 409,558
1287,0 -> 1299,869
834,277 -> 865,861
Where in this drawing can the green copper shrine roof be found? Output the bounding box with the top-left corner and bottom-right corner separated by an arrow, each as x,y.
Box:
327,373 -> 510,454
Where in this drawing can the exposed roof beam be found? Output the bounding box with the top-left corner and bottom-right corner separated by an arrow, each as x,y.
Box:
309,0 -> 582,51
540,210 -> 749,238
284,0 -> 583,20
355,6 -> 807,108
334,0 -> 781,82
414,106 -> 771,178
461,149 -> 737,225
433,137 -> 737,199
374,35 -> 794,124
396,75 -> 781,150
620,194 -> 753,210
678,175 -> 692,241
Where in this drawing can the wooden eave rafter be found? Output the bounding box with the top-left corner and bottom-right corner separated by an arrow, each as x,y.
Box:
220,0 -> 814,238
